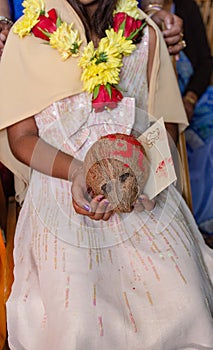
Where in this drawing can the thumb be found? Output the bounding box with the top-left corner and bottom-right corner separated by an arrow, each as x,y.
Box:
72,197 -> 91,214
71,181 -> 91,212
140,194 -> 156,211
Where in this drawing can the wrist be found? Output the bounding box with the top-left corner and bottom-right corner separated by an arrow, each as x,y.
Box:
144,3 -> 163,17
69,158 -> 83,182
0,16 -> 13,26
184,92 -> 198,106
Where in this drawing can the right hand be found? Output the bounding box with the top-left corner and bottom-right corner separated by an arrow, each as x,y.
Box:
134,194 -> 156,212
151,10 -> 184,58
71,165 -> 113,221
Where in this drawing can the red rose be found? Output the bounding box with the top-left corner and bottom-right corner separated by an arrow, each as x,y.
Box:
92,85 -> 123,112
113,12 -> 126,32
113,12 -> 144,41
111,86 -> 123,105
32,8 -> 58,41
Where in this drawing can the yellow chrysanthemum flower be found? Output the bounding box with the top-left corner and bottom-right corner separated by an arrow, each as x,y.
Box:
13,0 -> 44,37
80,34 -> 125,93
81,60 -> 121,88
79,41 -> 95,69
49,22 -> 82,60
13,12 -> 39,37
80,37 -> 122,71
81,63 -> 121,93
105,29 -> 136,56
83,57 -> 121,80
22,0 -> 45,14
97,37 -> 121,60
114,0 -> 139,19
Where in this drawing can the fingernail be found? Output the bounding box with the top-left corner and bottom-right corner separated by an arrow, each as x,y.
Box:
97,195 -> 105,202
83,204 -> 91,212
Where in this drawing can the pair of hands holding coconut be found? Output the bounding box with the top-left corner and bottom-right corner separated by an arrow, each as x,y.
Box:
71,133 -> 155,221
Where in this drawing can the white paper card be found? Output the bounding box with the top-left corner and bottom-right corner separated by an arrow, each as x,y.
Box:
138,117 -> 177,199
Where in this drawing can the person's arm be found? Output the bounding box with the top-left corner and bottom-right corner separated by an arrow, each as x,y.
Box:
0,0 -> 11,18
176,0 -> 213,121
7,117 -> 81,181
140,0 -> 184,57
183,4 -> 212,97
0,0 -> 13,57
7,117 -> 113,220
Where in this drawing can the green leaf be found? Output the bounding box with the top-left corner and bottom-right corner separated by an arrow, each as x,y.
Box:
128,21 -> 147,40
37,27 -> 51,38
106,83 -> 112,98
56,17 -> 62,28
119,19 -> 126,35
70,42 -> 79,54
93,85 -> 100,99
95,51 -> 108,65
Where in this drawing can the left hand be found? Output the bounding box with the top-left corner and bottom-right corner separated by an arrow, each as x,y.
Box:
71,165 -> 113,221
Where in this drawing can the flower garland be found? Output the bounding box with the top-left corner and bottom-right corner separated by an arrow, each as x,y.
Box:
13,0 -> 146,112
13,0 -> 82,60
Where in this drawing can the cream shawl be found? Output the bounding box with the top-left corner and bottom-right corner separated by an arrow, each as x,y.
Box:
0,0 -> 188,202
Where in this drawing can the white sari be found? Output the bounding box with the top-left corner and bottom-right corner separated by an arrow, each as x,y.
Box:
6,27 -> 213,350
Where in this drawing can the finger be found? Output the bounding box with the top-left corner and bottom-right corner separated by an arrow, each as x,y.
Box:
133,200 -> 145,212
164,33 -> 181,46
162,13 -> 174,31
102,206 -> 114,221
93,201 -> 113,221
0,33 -> 6,42
0,23 -> 11,32
72,198 -> 93,217
1,29 -> 10,39
163,15 -> 183,35
175,54 -> 180,61
164,29 -> 185,46
89,195 -> 105,215
151,10 -> 172,30
168,40 -> 186,55
140,195 -> 156,211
